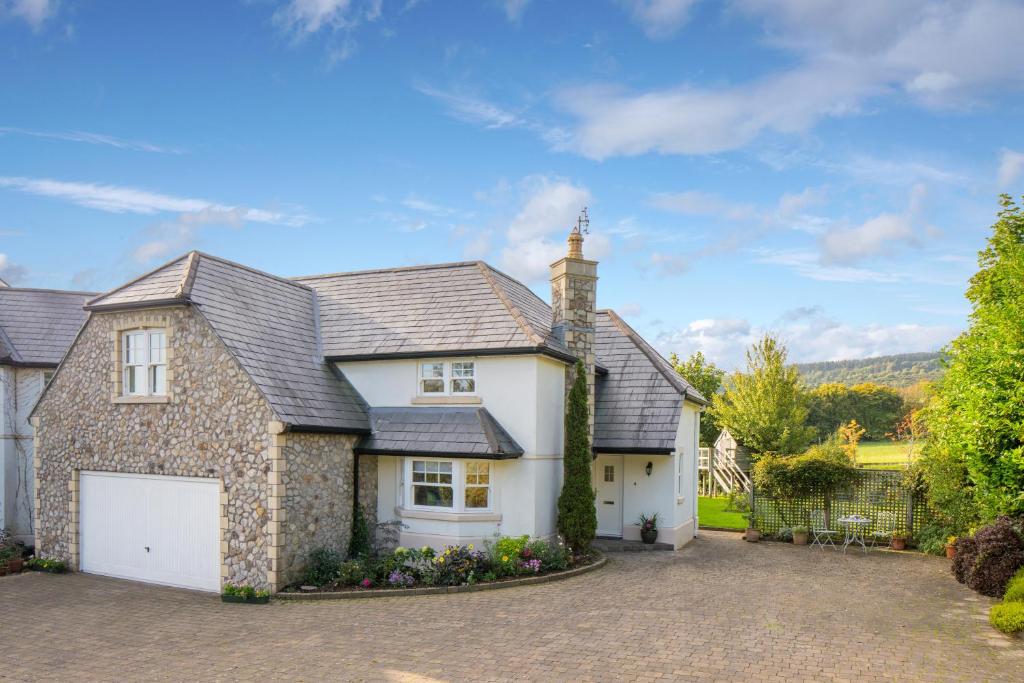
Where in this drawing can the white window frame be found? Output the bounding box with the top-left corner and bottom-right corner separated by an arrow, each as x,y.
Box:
121,329 -> 167,397
416,360 -> 477,397
403,457 -> 491,512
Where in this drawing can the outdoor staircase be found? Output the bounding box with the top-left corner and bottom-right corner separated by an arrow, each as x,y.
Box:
699,447 -> 751,496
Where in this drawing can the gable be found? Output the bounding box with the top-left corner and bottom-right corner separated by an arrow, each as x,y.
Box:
0,288 -> 94,366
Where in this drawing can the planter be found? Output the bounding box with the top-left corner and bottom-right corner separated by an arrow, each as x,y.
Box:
221,594 -> 270,605
945,544 -> 956,560
792,532 -> 808,546
892,537 -> 907,551
7,557 -> 23,574
640,528 -> 658,544
745,528 -> 760,543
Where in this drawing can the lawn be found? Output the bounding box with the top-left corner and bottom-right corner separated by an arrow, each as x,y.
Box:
698,496 -> 747,530
855,441 -> 919,469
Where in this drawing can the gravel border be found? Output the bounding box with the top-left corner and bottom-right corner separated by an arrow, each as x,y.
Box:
275,552 -> 607,601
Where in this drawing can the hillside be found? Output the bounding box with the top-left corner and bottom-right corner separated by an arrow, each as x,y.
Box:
794,352 -> 944,388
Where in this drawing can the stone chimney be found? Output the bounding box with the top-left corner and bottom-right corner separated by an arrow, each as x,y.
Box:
550,213 -> 598,438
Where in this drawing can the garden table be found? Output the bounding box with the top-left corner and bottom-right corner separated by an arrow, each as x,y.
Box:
838,515 -> 871,553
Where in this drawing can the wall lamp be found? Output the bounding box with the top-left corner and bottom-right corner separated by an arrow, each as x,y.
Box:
645,461 -> 653,476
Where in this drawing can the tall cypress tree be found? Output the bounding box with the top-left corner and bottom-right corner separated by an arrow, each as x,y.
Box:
558,360 -> 597,552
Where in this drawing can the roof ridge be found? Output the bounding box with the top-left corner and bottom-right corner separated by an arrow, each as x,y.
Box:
192,251 -> 314,293
602,309 -> 695,398
475,262 -> 545,346
0,287 -> 98,295
292,260 -> 481,281
479,262 -> 554,315
175,251 -> 200,299
86,252 -> 192,307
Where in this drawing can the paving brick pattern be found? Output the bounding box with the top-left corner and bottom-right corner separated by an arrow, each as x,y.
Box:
2,531 -> 1021,682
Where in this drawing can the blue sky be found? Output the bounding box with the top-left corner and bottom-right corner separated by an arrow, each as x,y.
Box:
2,0 -> 1023,369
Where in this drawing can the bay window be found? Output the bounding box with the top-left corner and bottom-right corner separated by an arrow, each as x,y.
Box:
406,458 -> 491,511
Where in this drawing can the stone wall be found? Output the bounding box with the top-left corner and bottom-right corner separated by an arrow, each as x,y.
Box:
550,256 -> 598,438
32,306 -> 276,589
279,432 -> 379,584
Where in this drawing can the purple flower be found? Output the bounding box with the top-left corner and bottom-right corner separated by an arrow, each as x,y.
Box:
521,558 -> 542,573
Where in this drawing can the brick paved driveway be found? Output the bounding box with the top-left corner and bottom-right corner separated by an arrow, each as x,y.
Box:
2,530 -> 1021,682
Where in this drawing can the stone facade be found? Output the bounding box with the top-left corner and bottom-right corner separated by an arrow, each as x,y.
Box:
32,306 -> 277,589
278,433 -> 378,584
550,241 -> 598,438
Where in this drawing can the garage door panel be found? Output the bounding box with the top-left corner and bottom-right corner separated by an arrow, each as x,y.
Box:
80,472 -> 220,592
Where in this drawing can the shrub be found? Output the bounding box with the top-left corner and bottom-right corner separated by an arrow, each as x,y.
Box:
557,360 -> 597,552
989,602 -> 1024,634
431,545 -> 490,586
952,517 -> 1024,598
525,538 -> 569,572
916,522 -> 956,556
25,557 -> 66,573
348,504 -> 372,559
302,547 -> 342,587
1004,567 -> 1024,603
337,560 -> 365,586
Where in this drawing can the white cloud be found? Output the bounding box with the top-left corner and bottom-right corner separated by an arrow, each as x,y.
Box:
4,0 -> 56,30
617,0 -> 698,39
648,190 -> 758,221
656,309 -> 955,370
498,0 -> 530,23
498,176 -> 604,282
0,176 -> 311,226
132,208 -> 246,264
415,84 -> 525,130
0,253 -> 29,285
754,248 -> 904,283
0,126 -> 181,154
274,0 -> 355,35
819,213 -> 917,264
649,251 -> 690,276
998,149 -> 1024,187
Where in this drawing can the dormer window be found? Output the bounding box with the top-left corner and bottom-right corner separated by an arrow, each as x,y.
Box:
418,361 -> 476,396
123,329 -> 166,396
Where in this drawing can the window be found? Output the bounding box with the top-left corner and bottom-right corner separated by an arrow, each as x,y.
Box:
417,361 -> 476,396
406,458 -> 491,511
122,329 -> 167,396
42,370 -> 55,386
604,465 -> 615,483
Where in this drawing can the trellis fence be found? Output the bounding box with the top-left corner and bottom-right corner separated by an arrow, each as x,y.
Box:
752,469 -> 933,539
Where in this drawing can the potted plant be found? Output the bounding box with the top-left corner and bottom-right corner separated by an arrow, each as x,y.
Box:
638,513 -> 659,544
891,529 -> 908,551
945,535 -> 957,560
221,583 -> 271,604
792,525 -> 809,545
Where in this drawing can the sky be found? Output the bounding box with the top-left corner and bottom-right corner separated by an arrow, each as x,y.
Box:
2,0 -> 1024,370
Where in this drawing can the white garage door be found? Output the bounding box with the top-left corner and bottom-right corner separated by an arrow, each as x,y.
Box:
80,472 -> 220,592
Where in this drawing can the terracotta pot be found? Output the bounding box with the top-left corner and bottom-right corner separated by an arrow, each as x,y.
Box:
640,528 -> 658,544
792,532 -> 808,546
745,528 -> 760,543
945,544 -> 956,560
892,537 -> 907,551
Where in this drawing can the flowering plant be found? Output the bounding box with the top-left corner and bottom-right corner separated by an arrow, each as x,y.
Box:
360,578 -> 373,589
638,512 -> 659,531
387,569 -> 415,587
521,558 -> 542,573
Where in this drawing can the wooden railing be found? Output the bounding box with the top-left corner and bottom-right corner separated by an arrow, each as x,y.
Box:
698,445 -> 751,495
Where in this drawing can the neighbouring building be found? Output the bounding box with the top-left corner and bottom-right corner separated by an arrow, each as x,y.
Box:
30,228 -> 706,593
0,284 -> 93,543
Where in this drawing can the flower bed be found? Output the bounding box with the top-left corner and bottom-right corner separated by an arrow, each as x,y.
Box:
281,535 -> 601,597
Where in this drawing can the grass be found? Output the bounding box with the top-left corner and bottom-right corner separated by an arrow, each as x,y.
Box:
855,441 -> 919,470
698,496 -> 747,530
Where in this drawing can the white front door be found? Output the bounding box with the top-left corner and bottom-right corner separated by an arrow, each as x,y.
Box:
80,471 -> 221,592
595,454 -> 623,537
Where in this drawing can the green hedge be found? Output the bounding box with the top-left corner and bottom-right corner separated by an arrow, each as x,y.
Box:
1004,568 -> 1024,603
989,566 -> 1024,635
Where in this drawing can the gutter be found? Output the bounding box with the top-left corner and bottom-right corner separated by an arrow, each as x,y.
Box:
84,297 -> 192,313
327,345 -> 578,366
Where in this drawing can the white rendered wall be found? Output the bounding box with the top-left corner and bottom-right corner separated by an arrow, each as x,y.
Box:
339,354 -> 565,549
1,367 -> 43,542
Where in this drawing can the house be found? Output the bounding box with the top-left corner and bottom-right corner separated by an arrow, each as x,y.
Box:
0,285 -> 94,543
30,229 -> 706,593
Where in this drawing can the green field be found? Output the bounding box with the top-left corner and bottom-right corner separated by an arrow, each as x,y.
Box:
855,441 -> 919,469
698,496 -> 747,530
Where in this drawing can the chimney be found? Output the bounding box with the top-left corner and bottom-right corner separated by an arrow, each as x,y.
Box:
550,209 -> 598,438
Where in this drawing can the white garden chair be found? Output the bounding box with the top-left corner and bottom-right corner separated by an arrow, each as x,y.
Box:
810,510 -> 838,550
869,512 -> 897,549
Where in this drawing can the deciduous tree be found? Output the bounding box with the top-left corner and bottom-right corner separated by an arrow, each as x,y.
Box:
669,351 -> 725,446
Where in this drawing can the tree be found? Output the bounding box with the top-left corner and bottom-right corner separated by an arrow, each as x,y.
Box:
710,335 -> 814,458
806,382 -> 905,441
925,195 -> 1024,520
669,351 -> 725,446
557,360 -> 597,552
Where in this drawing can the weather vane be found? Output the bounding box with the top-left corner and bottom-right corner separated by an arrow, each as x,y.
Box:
573,206 -> 590,235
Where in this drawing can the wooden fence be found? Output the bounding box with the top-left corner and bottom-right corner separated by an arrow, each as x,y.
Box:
752,469 -> 932,538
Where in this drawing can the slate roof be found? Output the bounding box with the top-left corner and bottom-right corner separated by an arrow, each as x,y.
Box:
0,288 -> 95,366
356,407 -> 523,458
593,310 -> 707,454
87,252 -> 369,433
294,262 -> 571,360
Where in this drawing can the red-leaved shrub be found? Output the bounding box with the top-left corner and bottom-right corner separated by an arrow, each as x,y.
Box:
953,517 -> 1024,598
